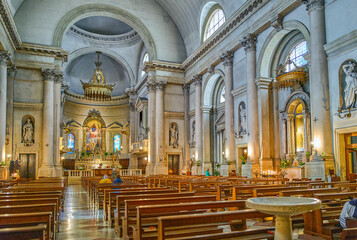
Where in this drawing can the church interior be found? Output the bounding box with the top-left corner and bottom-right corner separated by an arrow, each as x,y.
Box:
0,0 -> 357,239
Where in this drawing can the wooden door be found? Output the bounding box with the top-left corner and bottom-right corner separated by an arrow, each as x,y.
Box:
345,133 -> 357,180
19,154 -> 36,178
168,154 -> 179,175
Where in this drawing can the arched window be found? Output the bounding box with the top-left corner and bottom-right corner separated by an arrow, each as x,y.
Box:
220,87 -> 225,103
203,7 -> 225,42
113,135 -> 121,153
68,133 -> 75,153
286,41 -> 308,72
141,53 -> 149,76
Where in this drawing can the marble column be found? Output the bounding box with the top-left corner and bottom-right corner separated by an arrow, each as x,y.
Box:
126,88 -> 137,169
0,52 -> 11,162
220,51 -> 236,166
272,81 -> 281,169
256,77 -> 273,170
6,66 -> 17,161
154,82 -> 168,175
241,34 -> 260,166
39,69 -> 56,177
202,105 -> 212,174
146,82 -> 156,175
194,75 -> 203,175
302,0 -> 333,172
182,84 -> 190,174
287,114 -> 295,158
53,71 -> 63,176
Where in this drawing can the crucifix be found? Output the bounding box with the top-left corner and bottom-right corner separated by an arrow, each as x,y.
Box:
313,117 -> 318,123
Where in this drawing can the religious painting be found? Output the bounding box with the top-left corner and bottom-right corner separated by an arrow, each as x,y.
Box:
113,135 -> 121,153
68,133 -> 75,154
85,121 -> 102,152
340,59 -> 357,109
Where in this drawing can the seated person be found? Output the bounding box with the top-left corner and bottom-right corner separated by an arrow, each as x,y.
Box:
339,198 -> 357,228
113,175 -> 123,184
205,168 -> 211,177
99,174 -> 112,184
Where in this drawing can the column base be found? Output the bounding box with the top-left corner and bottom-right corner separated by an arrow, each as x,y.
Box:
54,165 -> 63,177
154,163 -> 168,175
220,164 -> 236,177
38,165 -> 56,178
145,163 -> 155,176
305,161 -> 325,180
242,164 -> 253,178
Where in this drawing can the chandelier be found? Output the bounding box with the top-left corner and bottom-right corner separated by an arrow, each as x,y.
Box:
81,51 -> 115,101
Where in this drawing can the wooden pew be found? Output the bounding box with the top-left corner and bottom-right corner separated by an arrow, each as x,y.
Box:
341,228 -> 357,240
279,188 -> 340,197
157,209 -> 273,240
232,185 -> 285,200
133,200 -> 247,240
0,224 -> 47,240
0,212 -> 52,240
252,186 -> 307,198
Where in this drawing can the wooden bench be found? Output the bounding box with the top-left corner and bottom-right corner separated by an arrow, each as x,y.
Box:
133,200 -> 247,240
115,195 -> 216,237
341,227 -> 357,240
157,209 -> 272,240
279,188 -> 340,197
0,223 -> 47,240
0,212 -> 52,240
252,186 -> 307,198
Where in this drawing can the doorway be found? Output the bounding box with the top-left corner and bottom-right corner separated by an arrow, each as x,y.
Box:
345,133 -> 357,180
19,154 -> 36,178
168,154 -> 180,175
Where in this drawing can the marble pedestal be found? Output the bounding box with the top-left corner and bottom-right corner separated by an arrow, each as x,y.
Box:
305,161 -> 325,180
145,163 -> 154,176
54,165 -> 63,177
154,163 -> 168,175
220,164 -> 236,177
38,165 -> 56,177
242,164 -> 253,178
286,167 -> 305,180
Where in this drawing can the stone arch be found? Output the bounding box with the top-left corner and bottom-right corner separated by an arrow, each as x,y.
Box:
64,47 -> 136,86
52,4 -> 157,61
282,91 -> 311,113
257,20 -> 310,78
202,69 -> 225,106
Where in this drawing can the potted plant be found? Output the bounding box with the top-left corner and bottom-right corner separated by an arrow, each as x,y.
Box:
280,158 -> 289,169
80,151 -> 85,159
226,160 -> 232,165
320,152 -> 326,161
109,152 -> 114,160
305,151 -> 311,162
104,152 -> 109,160
240,156 -> 246,165
86,151 -> 91,160
216,163 -> 221,168
0,162 -> 7,168
196,160 -> 201,167
213,170 -> 220,176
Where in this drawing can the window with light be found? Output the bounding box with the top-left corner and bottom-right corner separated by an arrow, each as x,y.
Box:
220,87 -> 225,103
68,133 -> 75,154
286,41 -> 308,72
141,53 -> 149,76
204,8 -> 225,42
113,135 -> 121,153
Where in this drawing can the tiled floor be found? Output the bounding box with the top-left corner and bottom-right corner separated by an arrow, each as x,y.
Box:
57,185 -> 117,240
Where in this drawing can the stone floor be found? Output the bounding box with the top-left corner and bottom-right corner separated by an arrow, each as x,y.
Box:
57,185 -> 117,240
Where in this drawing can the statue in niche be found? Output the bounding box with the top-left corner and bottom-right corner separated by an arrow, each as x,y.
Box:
169,122 -> 179,148
138,121 -> 144,141
342,61 -> 357,108
191,121 -> 195,144
238,102 -> 247,134
23,118 -> 34,146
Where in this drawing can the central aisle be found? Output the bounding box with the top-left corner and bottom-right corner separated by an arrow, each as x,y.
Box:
58,185 -> 117,240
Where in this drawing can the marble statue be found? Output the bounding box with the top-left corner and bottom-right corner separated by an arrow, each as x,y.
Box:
169,122 -> 178,148
23,118 -> 34,146
239,102 -> 247,134
342,61 -> 357,108
192,121 -> 195,143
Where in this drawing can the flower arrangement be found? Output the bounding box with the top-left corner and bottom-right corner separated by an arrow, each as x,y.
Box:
196,160 -> 201,166
0,162 -> 8,167
280,158 -> 289,169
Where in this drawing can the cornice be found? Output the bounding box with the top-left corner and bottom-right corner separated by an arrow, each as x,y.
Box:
164,111 -> 185,119
143,61 -> 185,73
64,90 -> 129,106
232,85 -> 247,99
14,102 -> 43,110
0,0 -> 22,49
324,29 -> 357,59
182,0 -> 267,70
17,43 -> 69,62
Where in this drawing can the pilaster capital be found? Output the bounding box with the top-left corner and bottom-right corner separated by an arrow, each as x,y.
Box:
146,82 -> 156,92
129,101 -> 136,112
41,68 -> 57,82
182,83 -> 190,95
54,71 -> 64,84
0,52 -> 12,65
193,74 -> 202,86
125,87 -> 137,97
220,51 -> 234,67
241,34 -> 257,53
301,0 -> 324,12
7,65 -> 17,77
156,81 -> 167,91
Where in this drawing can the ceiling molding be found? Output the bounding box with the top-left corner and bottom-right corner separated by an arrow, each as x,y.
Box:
0,0 -> 22,49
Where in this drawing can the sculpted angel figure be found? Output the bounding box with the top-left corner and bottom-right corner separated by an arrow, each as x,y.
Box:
342,61 -> 357,108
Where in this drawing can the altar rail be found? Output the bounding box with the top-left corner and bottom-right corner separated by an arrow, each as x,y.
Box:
64,169 -> 142,184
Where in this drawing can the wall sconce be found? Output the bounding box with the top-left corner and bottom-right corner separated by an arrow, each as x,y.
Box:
139,146 -> 143,152
337,107 -> 351,119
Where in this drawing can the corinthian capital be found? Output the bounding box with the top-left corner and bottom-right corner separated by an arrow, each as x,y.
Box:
7,65 -> 17,77
0,52 -> 12,65
182,83 -> 190,95
146,82 -> 156,92
54,71 -> 64,84
156,81 -> 167,91
241,34 -> 257,53
192,74 -> 202,86
42,68 -> 57,82
301,0 -> 324,11
125,87 -> 137,97
220,51 -> 234,67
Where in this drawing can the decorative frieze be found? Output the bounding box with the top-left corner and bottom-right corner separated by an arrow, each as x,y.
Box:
301,0 -> 324,11
220,51 -> 234,67
241,34 -> 257,53
146,82 -> 156,92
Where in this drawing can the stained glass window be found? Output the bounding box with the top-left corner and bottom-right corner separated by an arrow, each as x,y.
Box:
204,9 -> 225,41
68,133 -> 75,154
220,87 -> 225,103
113,135 -> 121,154
286,41 -> 308,72
141,53 -> 149,76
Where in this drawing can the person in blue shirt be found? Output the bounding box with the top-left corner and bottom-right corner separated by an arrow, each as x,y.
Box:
113,175 -> 123,184
205,168 -> 211,176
